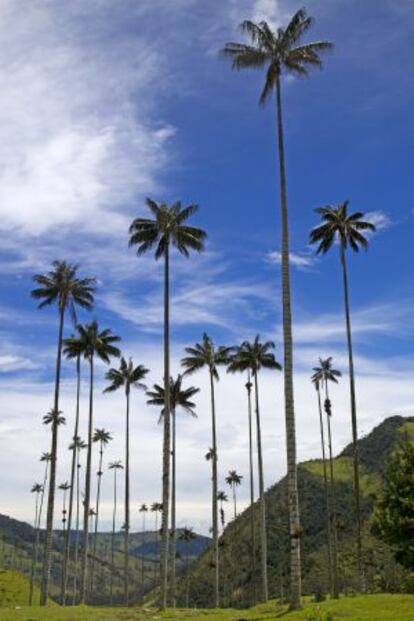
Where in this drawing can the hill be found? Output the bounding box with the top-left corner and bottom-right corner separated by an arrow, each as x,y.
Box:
178,415 -> 414,608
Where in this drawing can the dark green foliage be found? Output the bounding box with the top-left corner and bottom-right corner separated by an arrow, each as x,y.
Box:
309,202 -> 376,255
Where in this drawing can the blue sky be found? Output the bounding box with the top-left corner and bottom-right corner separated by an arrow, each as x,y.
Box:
0,0 -> 413,535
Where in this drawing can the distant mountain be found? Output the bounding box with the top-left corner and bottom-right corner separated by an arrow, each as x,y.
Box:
177,415 -> 414,608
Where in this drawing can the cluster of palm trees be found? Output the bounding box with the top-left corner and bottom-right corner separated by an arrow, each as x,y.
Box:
26,7 -> 378,613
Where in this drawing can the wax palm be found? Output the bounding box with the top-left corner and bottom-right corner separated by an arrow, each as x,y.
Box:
179,527 -> 196,607
129,198 -> 206,608
147,374 -> 199,606
28,483 -> 43,606
227,336 -> 281,602
139,504 -> 149,590
70,436 -> 87,605
151,501 -> 163,582
312,357 -> 342,598
29,453 -> 51,605
58,482 -> 71,536
104,357 -> 148,605
217,491 -> 228,532
225,471 -> 243,520
89,428 -> 112,595
67,321 -> 120,603
221,10 -> 332,609
310,203 -> 375,580
31,261 -> 95,605
182,333 -> 231,606
109,460 -> 123,604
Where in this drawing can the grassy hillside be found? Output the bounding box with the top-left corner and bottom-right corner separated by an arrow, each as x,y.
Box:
1,594 -> 414,620
178,415 -> 414,608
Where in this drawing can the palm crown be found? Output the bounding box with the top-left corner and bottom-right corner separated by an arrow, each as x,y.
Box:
312,357 -> 342,386
227,335 -> 282,375
40,452 -> 52,463
146,374 -> 199,417
151,502 -> 163,512
221,9 -> 333,105
93,428 -> 112,445
179,527 -> 196,542
43,409 -> 66,427
181,333 -> 231,381
139,504 -> 148,513
108,461 -> 123,471
104,357 -> 148,395
69,436 -> 87,451
309,201 -> 376,254
129,198 -> 206,259
31,483 -> 43,494
225,470 -> 243,487
64,321 -> 121,363
31,260 -> 95,320
217,491 -> 228,502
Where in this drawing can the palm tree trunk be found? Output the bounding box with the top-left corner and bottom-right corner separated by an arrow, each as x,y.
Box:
62,354 -> 81,605
28,491 -> 40,605
124,389 -> 130,605
90,439 -> 104,596
275,74 -> 302,610
232,486 -> 237,520
40,305 -> 65,606
246,371 -> 256,604
324,384 -> 339,599
110,468 -> 117,606
81,354 -> 94,604
29,460 -> 48,605
160,243 -> 171,609
209,369 -> 219,607
253,371 -> 268,602
316,385 -> 333,597
171,407 -> 177,607
72,447 -> 81,605
340,243 -> 363,585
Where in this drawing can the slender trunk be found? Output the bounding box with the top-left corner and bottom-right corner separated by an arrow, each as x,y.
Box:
246,371 -> 257,605
324,388 -> 339,599
28,492 -> 40,605
160,244 -> 171,609
40,305 -> 65,605
340,243 -> 363,585
62,355 -> 81,605
171,407 -> 177,607
29,461 -> 48,605
275,75 -> 301,610
81,354 -> 94,603
232,486 -> 237,520
124,389 -> 130,605
90,439 -> 104,596
72,447 -> 81,605
110,468 -> 118,606
141,513 -> 146,591
209,369 -> 219,607
253,371 -> 268,602
316,385 -> 333,597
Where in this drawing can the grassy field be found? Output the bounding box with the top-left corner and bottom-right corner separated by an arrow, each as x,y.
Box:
1,594 -> 414,621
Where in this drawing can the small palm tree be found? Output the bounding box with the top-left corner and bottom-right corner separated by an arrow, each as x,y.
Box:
227,336 -> 281,602
225,471 -> 243,520
312,357 -> 342,598
221,11 -> 332,610
129,198 -> 206,609
151,502 -> 163,582
70,436 -> 87,605
139,504 -> 148,590
217,491 -> 228,532
182,334 -> 231,607
29,452 -> 51,606
179,527 -> 196,607
66,321 -> 120,604
89,428 -> 113,595
58,482 -> 71,537
146,374 -> 199,606
104,357 -> 148,605
109,460 -> 123,604
31,261 -> 95,605
310,202 -> 375,580
28,483 -> 43,606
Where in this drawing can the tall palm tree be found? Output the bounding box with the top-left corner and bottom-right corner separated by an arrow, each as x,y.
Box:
28,483 -> 43,606
181,334 -> 231,606
227,336 -> 281,602
310,203 -> 375,580
89,428 -> 113,594
58,482 -> 71,538
104,357 -> 148,605
31,261 -> 95,605
179,527 -> 196,608
129,198 -> 206,608
146,374 -> 199,606
217,491 -> 228,532
66,322 -> 120,604
61,336 -> 83,605
312,357 -> 342,598
221,11 -> 332,609
109,460 -> 123,604
310,374 -> 333,598
139,504 -> 148,591
151,501 -> 163,582
225,471 -> 243,520
71,436 -> 87,605
29,452 -> 51,606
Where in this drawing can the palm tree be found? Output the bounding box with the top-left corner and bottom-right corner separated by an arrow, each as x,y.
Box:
66,321 -> 120,604
129,198 -> 206,608
70,436 -> 87,605
227,336 -> 281,602
146,374 -> 199,606
139,504 -> 148,590
225,471 -> 243,520
109,460 -> 123,604
312,357 -> 342,598
310,373 -> 333,598
104,357 -> 148,605
29,452 -> 51,606
310,203 -> 375,581
58,482 -> 71,538
217,491 -> 228,532
89,428 -> 113,594
28,483 -> 43,606
182,334 -> 231,606
31,261 -> 95,605
221,11 -> 332,609
61,336 -> 84,605
179,527 -> 196,607
151,502 -> 163,582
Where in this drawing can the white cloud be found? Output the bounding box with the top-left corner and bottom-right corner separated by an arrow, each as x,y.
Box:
267,250 -> 316,269
365,210 -> 392,232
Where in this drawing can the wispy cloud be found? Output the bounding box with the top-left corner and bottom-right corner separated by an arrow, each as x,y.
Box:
267,250 -> 316,270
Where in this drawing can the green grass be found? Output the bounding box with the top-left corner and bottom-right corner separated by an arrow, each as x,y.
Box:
1,594 -> 414,620
302,458 -> 379,495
